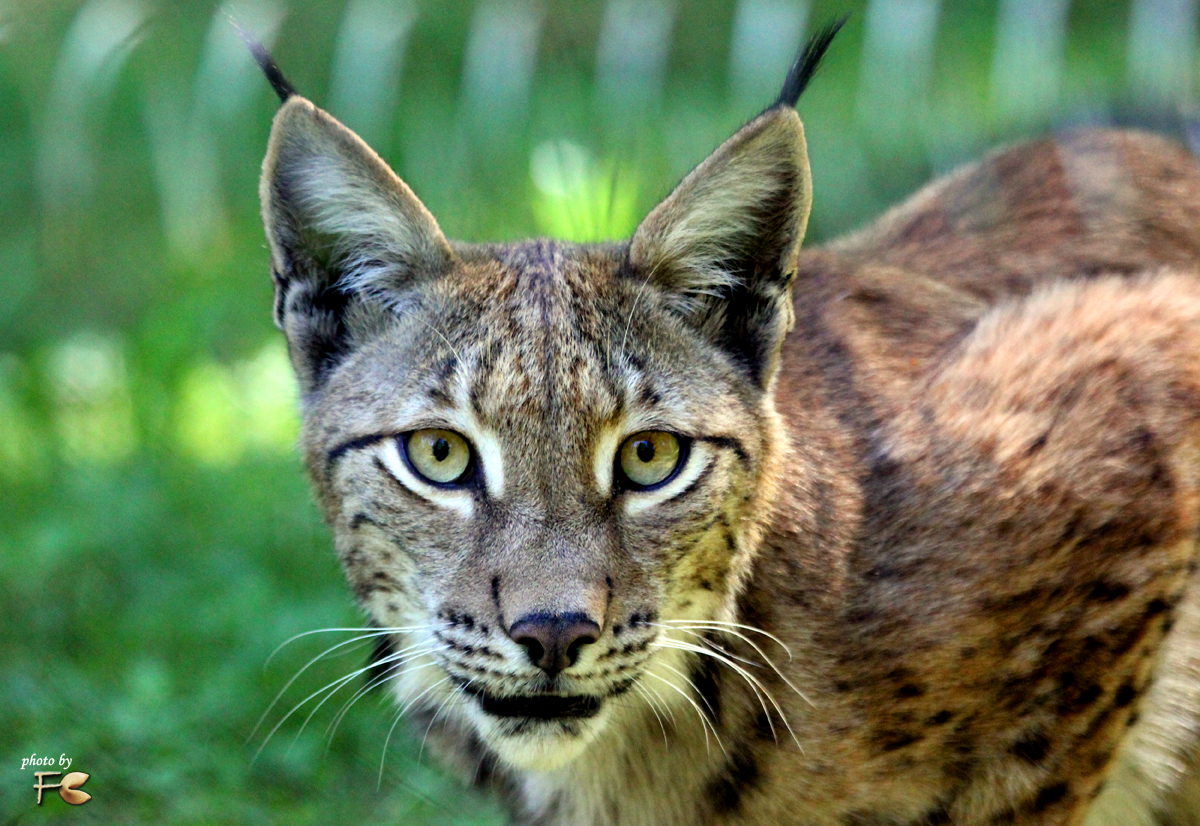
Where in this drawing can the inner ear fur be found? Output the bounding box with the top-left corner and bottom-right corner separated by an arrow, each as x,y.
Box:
260,96 -> 452,394
629,106 -> 812,388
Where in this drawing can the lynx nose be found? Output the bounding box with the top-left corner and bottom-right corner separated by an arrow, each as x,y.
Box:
509,612 -> 601,677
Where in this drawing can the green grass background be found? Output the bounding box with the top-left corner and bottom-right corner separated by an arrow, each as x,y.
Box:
0,0 -> 1185,822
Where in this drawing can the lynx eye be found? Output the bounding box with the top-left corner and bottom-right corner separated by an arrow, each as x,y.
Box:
403,429 -> 472,486
616,431 -> 686,490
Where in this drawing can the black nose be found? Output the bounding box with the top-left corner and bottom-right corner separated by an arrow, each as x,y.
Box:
508,612 -> 601,677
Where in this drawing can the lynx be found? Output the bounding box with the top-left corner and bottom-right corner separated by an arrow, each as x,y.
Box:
252,24 -> 1200,826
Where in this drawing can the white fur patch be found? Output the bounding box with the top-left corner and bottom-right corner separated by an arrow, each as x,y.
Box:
592,424 -> 623,493
453,376 -> 505,499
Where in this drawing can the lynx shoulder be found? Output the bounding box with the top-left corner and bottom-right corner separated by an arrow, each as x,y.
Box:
252,24 -> 1200,826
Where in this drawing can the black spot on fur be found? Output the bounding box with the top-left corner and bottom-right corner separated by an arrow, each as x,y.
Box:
876,730 -> 923,752
491,576 -> 504,629
896,683 -> 924,699
1057,676 -> 1103,715
706,744 -> 759,813
700,435 -> 751,466
348,512 -> 385,530
1025,431 -> 1048,455
920,806 -> 952,825
1087,581 -> 1131,601
1114,682 -> 1138,707
1009,730 -> 1050,764
1059,512 -> 1084,544
928,710 -> 953,726
637,382 -> 661,406
1032,782 -> 1070,811
691,654 -> 723,726
365,630 -> 398,690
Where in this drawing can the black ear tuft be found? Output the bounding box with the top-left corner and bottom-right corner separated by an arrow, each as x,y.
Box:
775,16 -> 847,108
232,21 -> 296,103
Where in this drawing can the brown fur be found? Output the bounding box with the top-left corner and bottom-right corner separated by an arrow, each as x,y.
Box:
258,62 -> 1200,824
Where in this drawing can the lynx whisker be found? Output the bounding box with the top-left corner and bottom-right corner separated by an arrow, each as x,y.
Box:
379,675 -> 455,787
297,639 -> 440,741
253,627 -> 432,745
654,626 -> 785,739
264,624 -> 432,667
418,681 -> 472,764
632,682 -> 671,747
255,642 -> 444,761
324,649 -> 443,747
643,679 -> 679,728
651,623 -> 764,668
658,618 -> 793,660
655,621 -> 813,708
617,256 -> 666,372
653,638 -> 801,749
251,629 -> 401,746
643,669 -> 726,757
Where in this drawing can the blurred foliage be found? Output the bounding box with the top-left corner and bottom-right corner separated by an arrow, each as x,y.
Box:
0,0 -> 1193,822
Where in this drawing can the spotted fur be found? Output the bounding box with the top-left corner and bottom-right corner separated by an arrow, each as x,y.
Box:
255,34 -> 1200,826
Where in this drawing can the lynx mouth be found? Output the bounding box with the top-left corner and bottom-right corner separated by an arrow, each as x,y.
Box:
460,684 -> 604,719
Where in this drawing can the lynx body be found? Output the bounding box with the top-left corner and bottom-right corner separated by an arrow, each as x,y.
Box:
254,32 -> 1200,826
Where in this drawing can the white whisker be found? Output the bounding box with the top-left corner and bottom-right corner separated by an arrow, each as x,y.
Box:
645,666 -> 726,756
323,649 -> 442,747
657,619 -> 793,660
254,643 -> 443,762
308,642 -> 443,742
419,681 -> 471,764
251,628 -> 415,745
378,675 -> 454,788
632,682 -> 670,747
656,621 -> 813,708
264,624 -> 432,667
653,638 -> 801,750
652,623 -> 764,668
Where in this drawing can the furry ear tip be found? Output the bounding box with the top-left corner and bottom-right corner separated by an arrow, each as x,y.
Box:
775,15 -> 847,108
233,21 -> 296,103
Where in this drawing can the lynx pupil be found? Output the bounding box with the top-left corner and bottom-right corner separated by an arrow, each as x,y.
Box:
636,440 -> 655,463
433,438 -> 450,462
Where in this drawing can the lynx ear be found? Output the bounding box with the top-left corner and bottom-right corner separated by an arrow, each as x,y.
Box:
630,106 -> 810,389
629,20 -> 842,389
260,95 -> 452,393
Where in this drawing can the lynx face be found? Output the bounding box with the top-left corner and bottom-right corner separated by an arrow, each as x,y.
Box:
259,53 -> 813,767
304,240 -> 779,768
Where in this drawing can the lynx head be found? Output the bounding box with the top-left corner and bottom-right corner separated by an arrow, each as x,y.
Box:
256,26 -> 836,771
